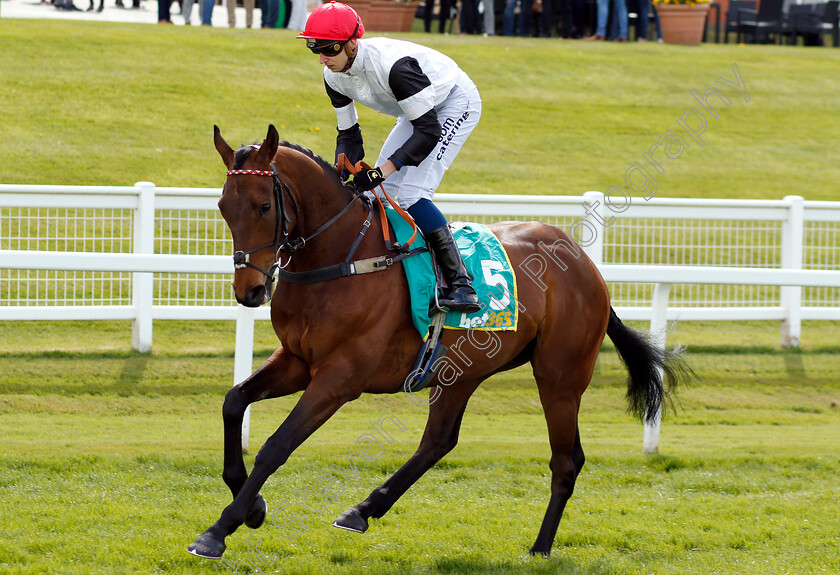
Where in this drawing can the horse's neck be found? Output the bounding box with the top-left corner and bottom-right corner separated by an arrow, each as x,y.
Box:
291,170 -> 376,262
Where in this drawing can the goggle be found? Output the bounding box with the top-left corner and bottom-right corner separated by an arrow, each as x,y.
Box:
307,39 -> 346,57
305,19 -> 361,57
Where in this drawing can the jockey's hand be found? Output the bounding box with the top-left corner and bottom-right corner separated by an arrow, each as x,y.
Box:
352,166 -> 385,192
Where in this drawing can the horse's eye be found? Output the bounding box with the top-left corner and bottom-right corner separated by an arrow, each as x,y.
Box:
259,203 -> 271,216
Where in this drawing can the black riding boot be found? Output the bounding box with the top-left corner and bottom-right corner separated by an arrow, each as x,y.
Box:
426,225 -> 481,315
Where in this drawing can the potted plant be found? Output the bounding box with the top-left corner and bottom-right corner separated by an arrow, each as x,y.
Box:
365,0 -> 421,32
653,0 -> 711,45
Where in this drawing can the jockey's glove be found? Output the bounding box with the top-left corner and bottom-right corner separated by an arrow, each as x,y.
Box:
352,166 -> 385,192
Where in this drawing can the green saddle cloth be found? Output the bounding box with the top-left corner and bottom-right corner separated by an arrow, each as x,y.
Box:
385,209 -> 519,340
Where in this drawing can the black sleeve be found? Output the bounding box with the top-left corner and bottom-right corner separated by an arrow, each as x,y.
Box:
387,57 -> 442,168
389,109 -> 440,168
336,123 -> 365,167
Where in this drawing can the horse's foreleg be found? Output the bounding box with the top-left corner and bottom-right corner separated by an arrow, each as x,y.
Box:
334,379 -> 482,533
221,348 -> 309,521
189,370 -> 360,559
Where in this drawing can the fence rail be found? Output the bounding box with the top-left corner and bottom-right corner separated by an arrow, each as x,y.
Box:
3,184 -> 839,346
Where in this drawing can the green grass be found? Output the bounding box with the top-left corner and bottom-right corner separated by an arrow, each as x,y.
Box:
1,20 -> 839,199
1,320 -> 839,574
2,17 -> 840,575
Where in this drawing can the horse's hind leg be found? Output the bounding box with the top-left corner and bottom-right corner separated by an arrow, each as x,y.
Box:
221,347 -> 309,527
333,378 -> 482,533
528,358 -> 595,556
530,414 -> 585,555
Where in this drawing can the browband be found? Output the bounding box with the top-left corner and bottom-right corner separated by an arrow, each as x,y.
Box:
227,170 -> 274,177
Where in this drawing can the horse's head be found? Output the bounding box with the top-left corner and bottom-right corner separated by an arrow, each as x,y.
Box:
215,124 -> 289,307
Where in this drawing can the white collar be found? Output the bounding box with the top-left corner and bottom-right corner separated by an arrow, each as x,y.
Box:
344,40 -> 366,76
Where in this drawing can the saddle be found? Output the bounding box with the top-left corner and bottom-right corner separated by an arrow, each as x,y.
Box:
384,212 -> 519,393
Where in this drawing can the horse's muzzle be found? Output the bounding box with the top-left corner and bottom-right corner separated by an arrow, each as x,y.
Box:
234,279 -> 270,308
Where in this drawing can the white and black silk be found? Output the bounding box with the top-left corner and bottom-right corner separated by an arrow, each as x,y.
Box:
325,37 -> 467,167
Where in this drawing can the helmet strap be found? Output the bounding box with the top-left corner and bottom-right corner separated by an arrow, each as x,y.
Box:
346,19 -> 360,43
340,41 -> 358,73
340,54 -> 356,73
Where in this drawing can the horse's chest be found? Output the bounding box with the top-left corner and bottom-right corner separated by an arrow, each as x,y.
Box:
273,310 -> 331,359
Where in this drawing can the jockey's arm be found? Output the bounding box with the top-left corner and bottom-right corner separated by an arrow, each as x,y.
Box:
326,80 -> 365,166
387,57 -> 441,171
386,109 -> 440,171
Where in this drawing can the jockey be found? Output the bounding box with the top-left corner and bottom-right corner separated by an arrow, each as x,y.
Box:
298,1 -> 482,315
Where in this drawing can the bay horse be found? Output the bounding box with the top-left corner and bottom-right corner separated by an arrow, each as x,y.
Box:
188,124 -> 688,559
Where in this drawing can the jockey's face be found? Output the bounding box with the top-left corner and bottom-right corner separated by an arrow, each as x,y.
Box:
319,40 -> 357,73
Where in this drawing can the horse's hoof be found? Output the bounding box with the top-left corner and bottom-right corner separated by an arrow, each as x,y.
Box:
186,532 -> 226,559
332,508 -> 368,533
245,494 -> 267,529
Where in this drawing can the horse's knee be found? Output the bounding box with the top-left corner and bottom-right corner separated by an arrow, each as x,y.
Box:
425,442 -> 455,464
222,386 -> 247,422
420,428 -> 460,462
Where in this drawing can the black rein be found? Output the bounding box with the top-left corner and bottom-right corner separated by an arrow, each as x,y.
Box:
227,162 -> 425,292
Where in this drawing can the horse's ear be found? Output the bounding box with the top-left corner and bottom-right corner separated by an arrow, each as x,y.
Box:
214,125 -> 235,168
256,124 -> 280,166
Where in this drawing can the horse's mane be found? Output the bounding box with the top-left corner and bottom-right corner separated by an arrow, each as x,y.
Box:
279,141 -> 332,172
231,141 -> 343,187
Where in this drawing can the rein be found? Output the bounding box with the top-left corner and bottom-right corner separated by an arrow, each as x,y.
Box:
335,154 -> 419,251
225,159 -> 426,290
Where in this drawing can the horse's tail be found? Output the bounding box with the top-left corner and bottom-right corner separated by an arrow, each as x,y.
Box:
605,306 -> 693,423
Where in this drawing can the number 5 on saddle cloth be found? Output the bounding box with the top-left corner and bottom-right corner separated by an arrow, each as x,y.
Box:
384,209 -> 519,393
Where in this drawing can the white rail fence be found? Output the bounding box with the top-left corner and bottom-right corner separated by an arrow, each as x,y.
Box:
2,184 -> 839,341
3,184 -> 840,451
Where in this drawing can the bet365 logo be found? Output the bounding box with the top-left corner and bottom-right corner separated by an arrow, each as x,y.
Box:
457,260 -> 514,329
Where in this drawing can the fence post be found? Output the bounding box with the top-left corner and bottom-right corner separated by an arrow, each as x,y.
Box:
132,182 -> 155,353
780,195 -> 804,348
234,304 -> 256,451
643,282 -> 672,454
582,191 -> 605,266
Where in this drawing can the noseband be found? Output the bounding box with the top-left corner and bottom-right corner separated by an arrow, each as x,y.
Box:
226,163 -> 299,294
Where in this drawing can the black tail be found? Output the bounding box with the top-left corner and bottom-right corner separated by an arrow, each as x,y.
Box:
605,306 -> 693,423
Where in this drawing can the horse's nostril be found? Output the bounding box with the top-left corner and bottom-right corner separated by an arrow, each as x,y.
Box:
245,285 -> 266,308
234,284 -> 266,308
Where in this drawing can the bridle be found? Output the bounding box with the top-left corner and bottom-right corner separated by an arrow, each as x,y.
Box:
224,161 -> 372,296
226,164 -> 299,292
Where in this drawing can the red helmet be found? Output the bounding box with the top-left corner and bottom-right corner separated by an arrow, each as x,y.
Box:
297,1 -> 365,42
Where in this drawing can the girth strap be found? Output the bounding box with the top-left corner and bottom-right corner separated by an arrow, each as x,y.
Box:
276,246 -> 428,285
